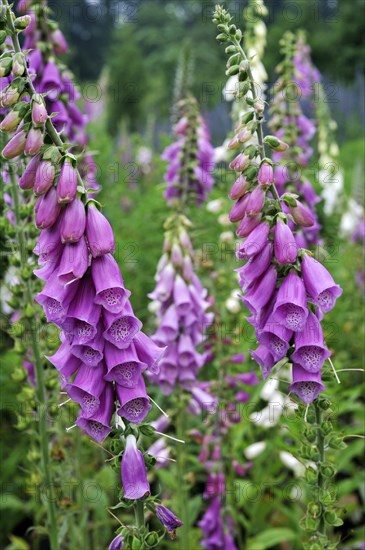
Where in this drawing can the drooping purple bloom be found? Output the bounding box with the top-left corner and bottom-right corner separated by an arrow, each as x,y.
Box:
66,363 -> 106,417
104,342 -> 147,387
116,377 -> 151,423
92,254 -> 131,314
58,237 -> 89,285
258,313 -> 293,362
291,311 -> 331,372
156,504 -> 183,534
288,363 -> 326,404
108,534 -> 123,550
121,434 -> 150,499
242,265 -> 277,316
60,198 -> 86,243
63,275 -> 101,344
76,384 -> 114,442
86,203 -> 115,257
35,187 -> 62,229
56,159 -> 77,204
273,271 -> 308,332
301,254 -> 343,312
103,306 -> 142,349
274,219 -> 298,265
19,153 -> 40,190
236,222 -> 269,260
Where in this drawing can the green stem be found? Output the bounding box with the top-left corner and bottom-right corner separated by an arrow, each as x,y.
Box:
9,169 -> 59,550
176,398 -> 189,550
134,499 -> 145,531
314,401 -> 326,537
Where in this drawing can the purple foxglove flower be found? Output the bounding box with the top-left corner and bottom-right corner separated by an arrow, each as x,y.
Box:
301,254 -> 343,312
70,324 -> 104,366
258,313 -> 293,362
103,305 -> 142,350
35,187 -> 62,229
2,129 -> 26,159
229,193 -> 249,223
46,340 -> 81,388
230,353 -> 245,364
91,254 -> 131,313
242,265 -> 277,316
251,345 -> 276,380
104,342 -> 147,387
33,241 -> 63,280
34,218 -> 62,261
148,263 -> 175,302
173,274 -> 191,315
50,28 -> 69,54
58,237 -> 89,285
24,127 -> 43,156
108,534 -> 123,550
235,390 -> 250,403
34,160 -> 56,195
274,219 -> 298,265
116,376 -> 151,423
0,109 -> 22,132
154,304 -> 179,342
121,434 -> 150,499
32,99 -> 48,127
288,363 -> 326,403
76,384 -> 114,442
236,242 -> 272,290
56,159 -> 77,204
191,387 -> 218,413
229,152 -> 250,172
273,271 -> 308,332
289,200 -> 315,227
49,100 -> 69,131
258,162 -> 274,187
236,213 -> 262,237
86,203 -> 115,258
156,504 -> 183,533
41,61 -> 62,101
177,334 -> 198,368
134,331 -> 165,375
229,175 -> 249,200
171,243 -> 183,266
64,276 -> 101,344
19,153 -> 41,190
236,222 -> 270,260
35,271 -> 78,325
66,363 -> 106,417
60,197 -> 86,243
291,311 -> 331,372
245,186 -> 266,216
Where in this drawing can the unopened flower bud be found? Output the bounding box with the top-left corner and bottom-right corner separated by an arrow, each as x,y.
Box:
289,200 -> 315,227
258,161 -> 274,187
11,53 -> 25,77
0,56 -> 13,77
50,29 -> 68,55
32,96 -> 48,127
14,15 -> 31,30
0,30 -> 7,45
2,130 -> 26,159
264,135 -> 289,152
25,127 -> 43,156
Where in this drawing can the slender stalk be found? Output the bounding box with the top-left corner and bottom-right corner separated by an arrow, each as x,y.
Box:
314,401 -> 326,537
9,169 -> 59,550
176,396 -> 189,550
134,499 -> 145,531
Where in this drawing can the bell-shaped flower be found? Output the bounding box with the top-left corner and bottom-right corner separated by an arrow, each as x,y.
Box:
25,127 -> 43,156
288,363 -> 326,403
229,193 -> 250,223
35,187 -> 62,229
76,383 -> 114,442
19,153 -> 40,190
104,342 -> 147,387
273,271 -> 308,332
236,242 -> 272,290
242,265 -> 277,316
116,376 -> 151,424
250,345 -> 276,380
236,213 -> 261,237
121,434 -> 150,499
301,254 -> 343,312
34,160 -> 56,195
66,363 -> 106,417
86,203 -> 115,257
154,304 -> 179,343
236,222 -> 270,260
35,270 -> 79,325
70,323 -> 104,366
134,331 -> 165,375
108,534 -> 123,550
229,175 -> 249,200
56,159 -> 77,204
2,129 -> 26,159
258,312 -> 293,362
91,254 -> 131,314
274,219 -> 298,265
156,504 -> 183,534
60,198 -> 86,243
291,311 -> 331,372
173,274 -> 191,316
58,237 -> 89,285
103,304 -> 142,350
63,275 -> 101,344
46,340 -> 81,388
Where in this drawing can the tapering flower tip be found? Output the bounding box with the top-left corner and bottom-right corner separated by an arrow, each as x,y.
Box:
31,98 -> 48,127
34,160 -> 56,195
2,130 -> 26,159
76,383 -> 114,442
104,342 -> 147,387
121,434 -> 150,499
56,159 -> 77,204
35,187 -> 62,229
19,153 -> 41,190
289,200 -> 315,227
301,254 -> 343,312
108,534 -> 123,550
51,28 -> 69,54
191,386 -> 218,412
58,237 -> 89,286
236,222 -> 270,260
273,271 -> 308,332
237,242 -> 272,290
171,243 -> 183,266
103,307 -> 142,349
148,263 -> 175,302
33,240 -> 63,280
156,504 -> 183,534
242,265 -> 277,316
229,193 -> 250,223
71,324 -> 104,366
86,203 -> 115,258
229,152 -> 250,172
116,377 -> 151,423
92,254 -> 131,313
258,162 -> 274,187
155,304 -> 179,342
229,175 -> 249,200
66,363 -> 106,418
46,340 -> 81,388
60,197 -> 86,243
236,213 -> 261,237
24,127 -> 43,156
258,313 -> 293,362
41,61 -> 62,100
35,270 -> 79,325
291,311 -> 331,372
288,363 -> 326,404
0,109 -> 22,132
134,331 -> 165,375
245,186 -> 266,216
172,274 -> 192,316
274,219 -> 298,265
64,276 -> 101,344
177,333 -> 198,368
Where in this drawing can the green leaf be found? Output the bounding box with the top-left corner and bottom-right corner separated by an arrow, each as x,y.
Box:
246,528 -> 296,550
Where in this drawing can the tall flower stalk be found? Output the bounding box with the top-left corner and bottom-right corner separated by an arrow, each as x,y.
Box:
0,1 -> 181,546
